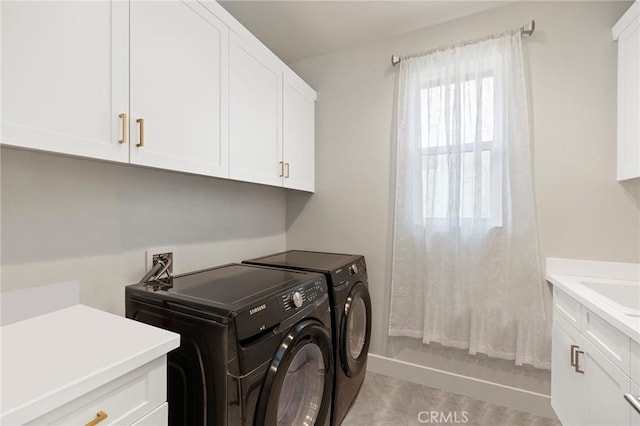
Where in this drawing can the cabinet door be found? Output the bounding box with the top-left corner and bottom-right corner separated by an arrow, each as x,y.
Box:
229,31 -> 283,187
631,382 -> 640,426
582,337 -> 632,426
552,315 -> 586,425
1,1 -> 129,162
616,12 -> 640,180
283,72 -> 316,192
130,1 -> 229,177
131,402 -> 168,426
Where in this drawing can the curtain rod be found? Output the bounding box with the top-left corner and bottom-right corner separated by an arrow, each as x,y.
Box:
391,20 -> 535,67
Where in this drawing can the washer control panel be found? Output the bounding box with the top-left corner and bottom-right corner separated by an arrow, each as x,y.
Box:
281,278 -> 325,311
348,263 -> 359,275
332,256 -> 368,288
236,275 -> 327,341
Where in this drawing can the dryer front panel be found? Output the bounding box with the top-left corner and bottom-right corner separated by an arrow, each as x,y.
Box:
340,281 -> 372,377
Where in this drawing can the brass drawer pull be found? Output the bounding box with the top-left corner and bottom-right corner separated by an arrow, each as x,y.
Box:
136,118 -> 145,147
279,161 -> 284,177
85,410 -> 108,426
118,113 -> 127,144
574,349 -> 585,374
284,162 -> 290,178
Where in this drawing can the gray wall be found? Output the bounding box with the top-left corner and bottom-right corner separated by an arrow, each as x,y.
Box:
286,1 -> 640,394
1,147 -> 287,314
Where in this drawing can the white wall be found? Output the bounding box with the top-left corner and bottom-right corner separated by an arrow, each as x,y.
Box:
1,147 -> 287,315
286,0 -> 639,397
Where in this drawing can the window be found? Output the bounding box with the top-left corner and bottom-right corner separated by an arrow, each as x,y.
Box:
391,32 -> 546,368
419,75 -> 501,225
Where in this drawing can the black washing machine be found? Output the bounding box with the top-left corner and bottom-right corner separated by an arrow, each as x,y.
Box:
125,263 -> 333,426
244,251 -> 372,426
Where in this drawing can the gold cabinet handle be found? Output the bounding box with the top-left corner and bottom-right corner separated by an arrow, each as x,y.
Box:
284,162 -> 290,178
570,344 -> 578,366
574,349 -> 585,374
279,161 -> 284,177
136,118 -> 144,147
85,411 -> 108,426
118,113 -> 127,144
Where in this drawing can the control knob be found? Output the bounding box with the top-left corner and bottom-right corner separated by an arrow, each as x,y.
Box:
348,264 -> 359,275
292,291 -> 304,308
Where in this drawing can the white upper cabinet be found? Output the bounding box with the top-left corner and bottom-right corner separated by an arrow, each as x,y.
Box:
228,32 -> 317,191
1,1 -> 129,163
2,0 -> 316,191
283,70 -> 316,192
613,1 -> 640,181
130,1 -> 229,177
229,31 -> 283,187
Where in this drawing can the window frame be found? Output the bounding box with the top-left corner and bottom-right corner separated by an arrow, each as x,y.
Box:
419,72 -> 503,227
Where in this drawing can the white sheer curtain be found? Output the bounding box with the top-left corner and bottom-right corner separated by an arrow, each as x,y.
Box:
389,30 -> 550,369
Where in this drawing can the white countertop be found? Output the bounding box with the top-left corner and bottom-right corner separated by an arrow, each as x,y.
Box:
0,304 -> 180,425
546,258 -> 640,344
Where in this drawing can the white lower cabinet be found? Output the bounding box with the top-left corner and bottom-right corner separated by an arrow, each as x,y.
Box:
1,305 -> 179,426
552,289 -> 638,426
131,403 -> 168,426
552,316 -> 586,425
632,382 -> 640,426
582,337 -> 632,426
26,356 -> 168,426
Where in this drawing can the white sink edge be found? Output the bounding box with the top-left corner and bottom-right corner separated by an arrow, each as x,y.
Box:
573,277 -> 640,317
575,278 -> 640,316
547,270 -> 640,345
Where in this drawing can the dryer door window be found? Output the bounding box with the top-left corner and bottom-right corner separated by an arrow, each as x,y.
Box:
255,319 -> 333,426
340,282 -> 372,377
347,296 -> 367,359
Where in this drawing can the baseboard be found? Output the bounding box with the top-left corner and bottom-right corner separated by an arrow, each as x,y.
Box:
366,353 -> 556,419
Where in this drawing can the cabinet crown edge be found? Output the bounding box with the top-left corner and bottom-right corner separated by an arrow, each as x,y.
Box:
613,0 -> 639,40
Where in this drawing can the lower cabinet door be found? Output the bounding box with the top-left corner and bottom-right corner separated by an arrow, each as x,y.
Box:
26,357 -> 166,425
131,403 -> 168,426
552,315 -> 586,425
630,382 -> 640,426
582,337 -> 632,426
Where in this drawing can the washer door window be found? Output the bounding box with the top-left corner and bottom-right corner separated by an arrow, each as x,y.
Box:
340,282 -> 372,377
255,320 -> 333,426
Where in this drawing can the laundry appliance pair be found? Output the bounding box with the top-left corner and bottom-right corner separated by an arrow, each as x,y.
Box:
125,250 -> 371,425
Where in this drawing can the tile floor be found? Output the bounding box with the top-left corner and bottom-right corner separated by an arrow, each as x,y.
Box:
342,372 -> 561,426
